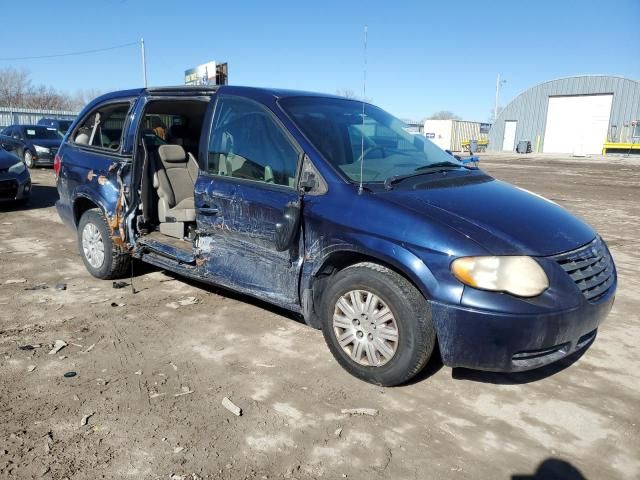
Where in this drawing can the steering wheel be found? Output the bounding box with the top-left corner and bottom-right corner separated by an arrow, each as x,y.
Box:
108,141 -> 120,150
355,146 -> 385,164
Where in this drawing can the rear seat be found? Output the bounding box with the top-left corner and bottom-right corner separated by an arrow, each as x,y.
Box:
154,144 -> 198,238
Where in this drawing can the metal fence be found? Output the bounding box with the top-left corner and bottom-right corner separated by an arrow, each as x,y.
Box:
0,107 -> 78,128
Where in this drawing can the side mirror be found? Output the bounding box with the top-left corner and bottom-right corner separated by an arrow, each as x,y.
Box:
275,200 -> 302,252
298,171 -> 317,192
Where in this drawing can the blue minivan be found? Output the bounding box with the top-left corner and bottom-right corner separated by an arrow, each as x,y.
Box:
54,86 -> 616,386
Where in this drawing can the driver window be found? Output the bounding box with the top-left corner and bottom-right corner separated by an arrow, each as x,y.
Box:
72,103 -> 130,151
207,96 -> 299,187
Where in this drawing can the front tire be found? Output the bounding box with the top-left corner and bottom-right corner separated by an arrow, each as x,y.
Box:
78,208 -> 130,279
24,150 -> 34,168
320,262 -> 436,386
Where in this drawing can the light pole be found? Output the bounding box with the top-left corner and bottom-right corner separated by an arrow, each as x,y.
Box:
141,38 -> 148,87
494,74 -> 506,122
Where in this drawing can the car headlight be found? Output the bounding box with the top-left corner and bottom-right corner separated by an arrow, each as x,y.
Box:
34,145 -> 50,154
451,256 -> 549,297
8,161 -> 26,174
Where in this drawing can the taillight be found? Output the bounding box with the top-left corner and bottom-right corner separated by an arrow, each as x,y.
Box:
54,154 -> 62,178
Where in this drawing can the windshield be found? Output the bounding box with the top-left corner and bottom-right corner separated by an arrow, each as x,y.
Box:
280,97 -> 461,183
24,126 -> 63,140
57,121 -> 72,134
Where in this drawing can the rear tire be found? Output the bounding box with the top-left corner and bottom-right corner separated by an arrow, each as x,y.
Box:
320,262 -> 436,386
78,208 -> 130,279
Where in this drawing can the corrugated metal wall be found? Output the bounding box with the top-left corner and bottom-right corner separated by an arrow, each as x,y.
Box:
451,121 -> 488,151
0,107 -> 77,128
488,75 -> 640,152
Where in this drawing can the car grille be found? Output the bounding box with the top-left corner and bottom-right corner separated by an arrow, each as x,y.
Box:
554,237 -> 615,302
0,179 -> 18,199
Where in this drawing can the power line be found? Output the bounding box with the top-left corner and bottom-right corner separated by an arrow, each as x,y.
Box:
0,41 -> 141,61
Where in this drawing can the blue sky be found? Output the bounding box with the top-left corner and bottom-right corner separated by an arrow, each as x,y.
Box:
2,0 -> 639,121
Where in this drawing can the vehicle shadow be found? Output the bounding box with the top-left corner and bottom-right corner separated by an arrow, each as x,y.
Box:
403,343 -> 444,385
153,268 -> 308,325
27,183 -> 59,209
511,458 -> 587,479
0,183 -> 58,211
451,345 -> 589,385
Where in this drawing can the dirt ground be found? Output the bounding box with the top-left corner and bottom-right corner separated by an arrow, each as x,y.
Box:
1,153 -> 638,480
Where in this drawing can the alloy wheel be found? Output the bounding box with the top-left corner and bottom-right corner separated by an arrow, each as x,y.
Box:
82,223 -> 105,269
332,289 -> 399,367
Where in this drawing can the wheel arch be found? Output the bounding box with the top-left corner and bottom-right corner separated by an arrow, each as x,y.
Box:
73,195 -> 105,226
301,241 -> 439,329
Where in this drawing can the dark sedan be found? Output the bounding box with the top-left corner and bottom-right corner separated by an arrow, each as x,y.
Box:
0,124 -> 62,168
0,134 -> 31,204
38,118 -> 74,135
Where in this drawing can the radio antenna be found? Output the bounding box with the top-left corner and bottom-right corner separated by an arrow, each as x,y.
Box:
358,25 -> 368,195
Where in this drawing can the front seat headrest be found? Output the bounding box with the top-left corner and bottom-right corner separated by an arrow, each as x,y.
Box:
158,144 -> 187,164
75,133 -> 90,145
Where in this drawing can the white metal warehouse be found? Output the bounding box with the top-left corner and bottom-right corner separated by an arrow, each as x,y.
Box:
488,75 -> 640,154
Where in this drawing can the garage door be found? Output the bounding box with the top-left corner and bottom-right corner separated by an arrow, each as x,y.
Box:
502,120 -> 517,151
543,94 -> 613,154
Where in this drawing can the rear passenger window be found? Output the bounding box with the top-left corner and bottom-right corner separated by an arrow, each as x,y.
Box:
72,102 -> 131,151
207,96 -> 299,187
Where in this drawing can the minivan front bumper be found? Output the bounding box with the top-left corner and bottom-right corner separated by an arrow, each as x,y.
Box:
431,290 -> 615,372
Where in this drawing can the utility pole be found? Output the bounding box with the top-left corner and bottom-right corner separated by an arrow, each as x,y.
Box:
141,38 -> 148,87
494,74 -> 506,122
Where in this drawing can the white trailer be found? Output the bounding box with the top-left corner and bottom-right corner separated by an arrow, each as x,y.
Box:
423,119 -> 490,152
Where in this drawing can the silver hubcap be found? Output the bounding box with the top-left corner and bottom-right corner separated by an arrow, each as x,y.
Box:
333,290 -> 399,367
82,223 -> 105,269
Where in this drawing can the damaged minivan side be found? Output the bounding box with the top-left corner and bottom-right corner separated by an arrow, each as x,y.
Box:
55,86 -> 617,386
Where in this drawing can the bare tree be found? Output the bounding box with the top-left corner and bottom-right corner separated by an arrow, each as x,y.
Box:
71,88 -> 104,111
0,68 -> 32,107
0,68 -> 75,110
427,111 -> 461,120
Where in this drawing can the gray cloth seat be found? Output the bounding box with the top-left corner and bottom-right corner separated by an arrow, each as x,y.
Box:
153,144 -> 198,237
166,197 -> 195,222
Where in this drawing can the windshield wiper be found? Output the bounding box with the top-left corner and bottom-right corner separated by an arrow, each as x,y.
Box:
416,161 -> 460,170
384,163 -> 460,190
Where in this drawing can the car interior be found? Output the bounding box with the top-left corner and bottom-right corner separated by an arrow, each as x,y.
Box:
135,99 -> 209,241
74,104 -> 129,150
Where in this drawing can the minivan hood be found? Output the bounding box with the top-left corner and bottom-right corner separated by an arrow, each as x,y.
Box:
383,172 -> 595,256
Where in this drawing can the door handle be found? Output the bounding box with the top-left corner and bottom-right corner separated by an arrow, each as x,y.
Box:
199,205 -> 219,216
